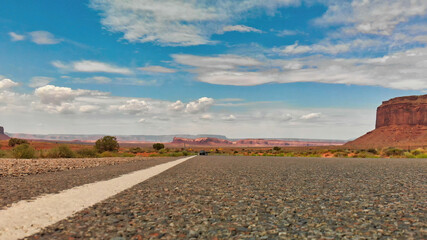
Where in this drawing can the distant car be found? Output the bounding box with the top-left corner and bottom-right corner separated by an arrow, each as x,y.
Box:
199,150 -> 208,155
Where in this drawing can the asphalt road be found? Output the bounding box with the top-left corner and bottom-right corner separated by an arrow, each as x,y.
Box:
0,157 -> 179,209
10,156 -> 427,239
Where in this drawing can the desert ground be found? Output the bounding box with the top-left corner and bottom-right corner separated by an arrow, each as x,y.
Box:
1,156 -> 425,239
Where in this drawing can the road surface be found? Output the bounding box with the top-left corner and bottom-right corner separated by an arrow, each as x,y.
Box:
1,156 -> 426,239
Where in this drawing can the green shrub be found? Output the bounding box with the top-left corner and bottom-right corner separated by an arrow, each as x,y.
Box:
0,150 -> 6,157
12,144 -> 36,159
182,151 -> 189,156
128,147 -> 144,154
95,136 -> 120,153
384,148 -> 404,157
76,148 -> 98,158
273,146 -> 281,151
411,148 -> 424,156
334,152 -> 348,157
153,143 -> 165,151
47,145 -> 75,158
415,153 -> 427,158
8,138 -> 29,147
119,152 -> 135,157
100,151 -> 118,158
404,152 -> 415,158
367,148 -> 378,154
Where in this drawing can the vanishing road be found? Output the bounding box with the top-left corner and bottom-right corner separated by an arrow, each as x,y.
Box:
1,156 -> 426,239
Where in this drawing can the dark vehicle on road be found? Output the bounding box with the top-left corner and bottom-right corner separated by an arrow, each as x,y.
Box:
199,150 -> 208,155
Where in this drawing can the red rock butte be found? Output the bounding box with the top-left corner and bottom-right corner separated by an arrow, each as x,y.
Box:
346,95 -> 427,148
0,126 -> 10,140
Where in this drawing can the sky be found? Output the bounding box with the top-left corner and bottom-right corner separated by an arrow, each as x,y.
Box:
0,0 -> 426,140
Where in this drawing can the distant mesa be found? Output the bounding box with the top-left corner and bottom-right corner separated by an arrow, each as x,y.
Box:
0,126 -> 10,140
172,137 -> 343,147
346,95 -> 427,148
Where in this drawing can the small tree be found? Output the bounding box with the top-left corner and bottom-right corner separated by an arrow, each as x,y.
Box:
8,138 -> 29,147
95,136 -> 120,153
273,146 -> 281,151
153,143 -> 165,151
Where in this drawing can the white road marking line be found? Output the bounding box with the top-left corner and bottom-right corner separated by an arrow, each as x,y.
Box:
0,155 -> 196,240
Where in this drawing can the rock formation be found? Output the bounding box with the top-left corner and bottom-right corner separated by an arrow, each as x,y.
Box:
172,137 -> 343,147
376,95 -> 427,128
346,95 -> 427,148
0,126 -> 10,140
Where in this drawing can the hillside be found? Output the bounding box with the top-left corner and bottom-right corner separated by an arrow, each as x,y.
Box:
346,95 -> 427,148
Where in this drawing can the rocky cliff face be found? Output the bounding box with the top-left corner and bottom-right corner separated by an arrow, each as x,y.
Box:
376,95 -> 427,128
346,95 -> 427,148
0,126 -> 10,140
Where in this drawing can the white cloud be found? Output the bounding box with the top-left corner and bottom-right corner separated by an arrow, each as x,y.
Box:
200,114 -> 213,120
185,97 -> 214,113
8,32 -> 25,41
220,25 -> 262,34
276,29 -> 301,36
52,60 -> 132,74
176,47 -> 427,90
169,100 -> 185,111
118,99 -> 150,114
29,76 -> 54,88
138,118 -> 146,123
91,76 -> 112,83
79,105 -> 100,113
89,0 -> 301,46
29,31 -> 62,44
0,78 -> 19,89
278,41 -> 355,55
173,54 -> 262,70
317,0 -> 427,36
34,85 -> 108,105
300,112 -> 321,120
138,65 -> 176,73
222,114 -> 236,121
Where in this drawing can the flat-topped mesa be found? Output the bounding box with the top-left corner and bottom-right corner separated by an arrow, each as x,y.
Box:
0,126 -> 4,134
375,95 -> 427,128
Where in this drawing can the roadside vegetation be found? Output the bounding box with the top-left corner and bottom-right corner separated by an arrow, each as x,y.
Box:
0,137 -> 425,159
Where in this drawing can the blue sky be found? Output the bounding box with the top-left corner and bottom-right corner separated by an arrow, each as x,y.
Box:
0,0 -> 426,139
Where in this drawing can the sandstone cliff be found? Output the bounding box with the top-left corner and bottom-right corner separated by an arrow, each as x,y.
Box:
376,95 -> 427,128
0,126 -> 10,140
346,95 -> 427,148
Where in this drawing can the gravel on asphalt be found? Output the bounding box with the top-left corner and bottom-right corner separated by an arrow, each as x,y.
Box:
0,157 -> 167,177
0,157 -> 179,209
25,156 -> 426,239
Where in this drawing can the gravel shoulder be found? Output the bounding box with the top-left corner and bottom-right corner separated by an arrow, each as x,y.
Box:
0,157 -> 180,209
0,157 -> 166,177
26,156 -> 427,239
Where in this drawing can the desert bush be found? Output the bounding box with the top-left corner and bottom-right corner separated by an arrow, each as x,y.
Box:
12,144 -> 36,159
415,153 -> 427,158
95,136 -> 119,153
334,151 -> 348,157
273,146 -> 281,151
411,148 -> 424,156
100,151 -> 118,158
48,145 -> 76,158
119,152 -> 135,157
404,152 -> 415,158
8,138 -> 29,147
76,148 -> 98,158
0,150 -> 6,157
129,147 -> 144,154
384,148 -> 404,157
153,143 -> 165,151
367,148 -> 378,154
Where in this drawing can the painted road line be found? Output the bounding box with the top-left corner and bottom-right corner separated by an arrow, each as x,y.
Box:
0,155 -> 196,240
